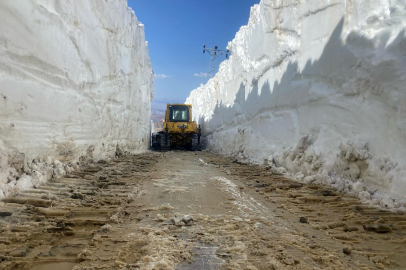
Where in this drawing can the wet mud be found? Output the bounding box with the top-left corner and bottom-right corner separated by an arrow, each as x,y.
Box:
1,151 -> 405,269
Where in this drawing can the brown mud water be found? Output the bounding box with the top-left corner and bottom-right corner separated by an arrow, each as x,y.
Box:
0,151 -> 405,269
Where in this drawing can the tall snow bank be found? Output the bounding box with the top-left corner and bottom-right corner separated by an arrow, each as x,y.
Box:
0,0 -> 154,197
186,0 -> 406,209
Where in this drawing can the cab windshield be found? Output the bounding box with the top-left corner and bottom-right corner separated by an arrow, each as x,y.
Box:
169,106 -> 189,122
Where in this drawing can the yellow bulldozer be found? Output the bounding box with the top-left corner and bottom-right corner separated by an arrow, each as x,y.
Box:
151,104 -> 202,151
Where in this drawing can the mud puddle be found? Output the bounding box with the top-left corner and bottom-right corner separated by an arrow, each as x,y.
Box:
31,262 -> 77,270
177,244 -> 223,270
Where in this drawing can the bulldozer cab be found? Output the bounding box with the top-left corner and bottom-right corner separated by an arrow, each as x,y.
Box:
168,105 -> 189,122
151,103 -> 201,151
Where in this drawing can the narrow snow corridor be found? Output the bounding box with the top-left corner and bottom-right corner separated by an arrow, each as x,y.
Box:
1,0 -> 406,269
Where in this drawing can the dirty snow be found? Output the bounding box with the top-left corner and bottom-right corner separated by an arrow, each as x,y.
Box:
211,176 -> 269,217
0,1 -> 154,197
186,0 -> 406,208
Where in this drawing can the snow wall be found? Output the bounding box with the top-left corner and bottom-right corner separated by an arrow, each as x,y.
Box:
0,0 -> 154,197
186,0 -> 406,209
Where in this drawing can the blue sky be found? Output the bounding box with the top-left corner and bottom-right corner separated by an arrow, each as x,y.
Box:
127,0 -> 259,110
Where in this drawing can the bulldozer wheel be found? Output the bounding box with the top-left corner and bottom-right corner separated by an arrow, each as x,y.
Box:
160,134 -> 171,151
151,132 -> 160,149
191,134 -> 201,151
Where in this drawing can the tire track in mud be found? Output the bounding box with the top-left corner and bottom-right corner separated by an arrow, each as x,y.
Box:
208,154 -> 406,270
1,151 -> 405,270
0,152 -> 159,270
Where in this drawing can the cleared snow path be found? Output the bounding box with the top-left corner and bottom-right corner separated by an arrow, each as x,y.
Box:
1,151 -> 406,269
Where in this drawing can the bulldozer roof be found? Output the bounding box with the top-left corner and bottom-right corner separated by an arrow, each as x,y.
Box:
167,103 -> 192,106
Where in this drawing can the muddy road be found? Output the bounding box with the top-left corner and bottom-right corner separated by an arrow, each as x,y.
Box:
1,151 -> 406,270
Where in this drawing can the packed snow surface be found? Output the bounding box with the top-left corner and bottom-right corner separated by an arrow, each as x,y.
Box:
0,0 -> 154,197
186,0 -> 406,208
